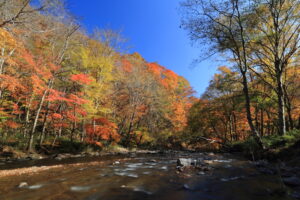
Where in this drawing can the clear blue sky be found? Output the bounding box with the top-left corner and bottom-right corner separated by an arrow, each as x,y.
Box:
67,0 -> 218,96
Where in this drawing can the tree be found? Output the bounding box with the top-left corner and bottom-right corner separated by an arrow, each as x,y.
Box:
248,0 -> 300,135
0,0 -> 62,28
181,0 -> 264,147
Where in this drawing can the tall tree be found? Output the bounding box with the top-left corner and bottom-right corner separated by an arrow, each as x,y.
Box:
181,0 -> 264,147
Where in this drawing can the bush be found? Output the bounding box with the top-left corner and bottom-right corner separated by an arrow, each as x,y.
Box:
229,129 -> 300,160
262,129 -> 300,149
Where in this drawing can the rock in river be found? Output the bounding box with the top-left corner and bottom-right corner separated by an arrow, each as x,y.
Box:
283,176 -> 300,187
18,182 -> 28,188
177,158 -> 203,167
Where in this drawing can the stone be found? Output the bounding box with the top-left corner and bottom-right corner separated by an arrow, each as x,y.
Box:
203,160 -> 214,164
252,160 -> 269,167
113,161 -> 120,165
177,158 -> 191,167
177,166 -> 184,172
18,182 -> 28,188
177,158 -> 202,167
198,171 -> 205,175
291,191 -> 300,199
54,153 -> 72,160
283,177 -> 300,187
183,184 -> 192,190
258,167 -> 276,175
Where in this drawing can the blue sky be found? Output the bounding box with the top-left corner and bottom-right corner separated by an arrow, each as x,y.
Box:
67,0 -> 218,96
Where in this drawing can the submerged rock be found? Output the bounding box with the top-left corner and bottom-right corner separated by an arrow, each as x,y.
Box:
290,191 -> 300,199
183,184 -> 195,191
195,165 -> 212,171
133,186 -> 153,195
198,171 -> 205,175
70,185 -> 92,192
283,177 -> 300,187
28,184 -> 43,189
220,176 -> 244,182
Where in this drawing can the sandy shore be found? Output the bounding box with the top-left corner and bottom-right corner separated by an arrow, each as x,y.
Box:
0,161 -> 105,178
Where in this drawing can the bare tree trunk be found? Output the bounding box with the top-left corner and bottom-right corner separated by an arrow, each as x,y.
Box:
27,79 -> 52,151
39,101 -> 51,145
260,109 -> 264,137
81,119 -> 86,142
242,72 -> 264,148
23,93 -> 34,138
126,110 -> 136,146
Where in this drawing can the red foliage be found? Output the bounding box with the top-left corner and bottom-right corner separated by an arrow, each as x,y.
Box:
70,74 -> 92,85
147,63 -> 163,77
85,118 -> 120,144
51,113 -> 63,119
121,59 -> 132,72
5,120 -> 20,129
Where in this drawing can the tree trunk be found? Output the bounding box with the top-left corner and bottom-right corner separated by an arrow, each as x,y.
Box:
27,80 -> 52,151
284,87 -> 294,131
126,110 -> 136,146
23,93 -> 34,138
241,72 -> 264,149
276,72 -> 286,135
27,89 -> 48,152
39,101 -> 51,145
260,109 -> 264,137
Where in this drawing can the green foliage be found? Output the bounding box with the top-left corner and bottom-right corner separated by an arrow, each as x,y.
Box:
230,136 -> 262,155
0,132 -> 28,150
262,129 -> 300,149
229,129 -> 300,160
102,144 -> 129,153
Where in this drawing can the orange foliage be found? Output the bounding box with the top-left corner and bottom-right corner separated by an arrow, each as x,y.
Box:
5,120 -> 20,129
85,118 -> 120,144
121,59 -> 132,72
70,74 -> 92,85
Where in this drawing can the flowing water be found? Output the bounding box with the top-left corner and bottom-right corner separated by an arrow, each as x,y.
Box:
0,152 -> 295,200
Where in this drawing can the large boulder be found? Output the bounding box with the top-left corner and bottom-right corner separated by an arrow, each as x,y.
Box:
177,158 -> 203,167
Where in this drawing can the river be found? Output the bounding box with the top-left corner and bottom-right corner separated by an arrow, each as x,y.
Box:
0,152 -> 295,200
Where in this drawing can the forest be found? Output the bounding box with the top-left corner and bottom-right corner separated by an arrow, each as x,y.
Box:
0,0 -> 195,155
181,0 -> 300,157
0,0 -> 300,159
1,0 -> 300,199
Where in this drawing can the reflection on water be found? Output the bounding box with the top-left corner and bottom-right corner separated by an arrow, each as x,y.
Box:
0,153 -> 294,200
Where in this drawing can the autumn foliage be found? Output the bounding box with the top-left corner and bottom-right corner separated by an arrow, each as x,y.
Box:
0,2 -> 194,151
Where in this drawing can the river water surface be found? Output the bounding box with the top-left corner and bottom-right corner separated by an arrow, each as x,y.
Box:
0,152 -> 295,200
